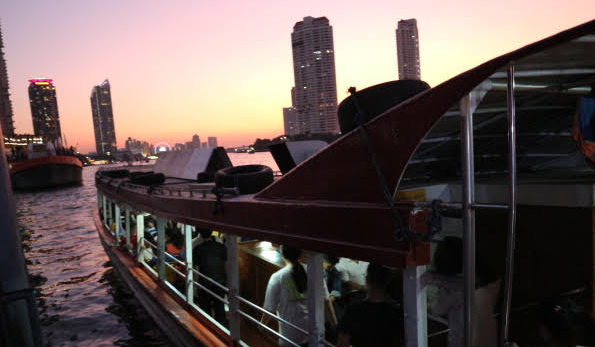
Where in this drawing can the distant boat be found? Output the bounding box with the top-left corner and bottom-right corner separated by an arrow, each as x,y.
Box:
9,155 -> 82,190
246,148 -> 255,154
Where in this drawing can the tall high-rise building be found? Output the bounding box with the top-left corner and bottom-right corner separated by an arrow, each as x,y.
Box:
207,137 -> 218,148
90,79 -> 117,154
396,19 -> 421,80
192,134 -> 201,148
283,107 -> 298,136
28,79 -> 62,141
0,23 -> 15,136
291,16 -> 339,134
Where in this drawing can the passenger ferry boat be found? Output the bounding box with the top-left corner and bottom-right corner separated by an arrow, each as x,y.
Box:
9,153 -> 82,190
94,19 -> 595,347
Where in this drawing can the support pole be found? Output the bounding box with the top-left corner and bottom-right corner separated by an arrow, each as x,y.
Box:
125,209 -> 131,250
307,252 -> 324,347
226,234 -> 240,341
501,64 -> 517,347
102,196 -> 107,227
0,134 -> 42,347
114,204 -> 121,243
136,214 -> 144,261
461,93 -> 476,347
157,217 -> 166,280
184,225 -> 194,306
403,266 -> 428,347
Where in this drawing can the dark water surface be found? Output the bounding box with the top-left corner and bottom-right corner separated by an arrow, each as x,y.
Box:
15,153 -> 278,347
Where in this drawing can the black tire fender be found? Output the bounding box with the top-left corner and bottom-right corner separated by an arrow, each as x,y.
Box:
214,165 -> 273,194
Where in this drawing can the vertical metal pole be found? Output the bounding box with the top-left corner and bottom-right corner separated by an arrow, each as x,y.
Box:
184,225 -> 194,305
114,204 -> 121,243
501,64 -> 517,347
136,214 -> 144,262
403,266 -> 428,347
157,217 -> 166,280
307,252 -> 324,347
125,209 -> 131,250
461,94 -> 476,347
102,196 -> 107,227
226,234 -> 240,341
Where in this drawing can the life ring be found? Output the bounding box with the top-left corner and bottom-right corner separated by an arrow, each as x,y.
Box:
214,165 -> 273,194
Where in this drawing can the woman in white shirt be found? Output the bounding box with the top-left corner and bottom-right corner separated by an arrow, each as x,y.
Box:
261,245 -> 336,347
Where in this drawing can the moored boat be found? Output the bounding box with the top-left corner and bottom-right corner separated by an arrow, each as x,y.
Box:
95,19 -> 595,347
10,155 -> 82,190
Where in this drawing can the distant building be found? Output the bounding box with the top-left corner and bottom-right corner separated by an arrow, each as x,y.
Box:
174,143 -> 185,151
28,79 -> 62,142
0,23 -> 15,137
90,79 -> 117,154
192,134 -> 200,148
201,142 -> 207,148
283,107 -> 298,136
125,137 -> 151,156
291,16 -> 339,134
396,19 -> 421,80
3,134 -> 43,149
208,137 -> 218,148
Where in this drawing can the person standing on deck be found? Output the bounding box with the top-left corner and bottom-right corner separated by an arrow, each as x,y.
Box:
336,263 -> 402,347
193,229 -> 228,326
335,257 -> 369,306
572,83 -> 595,164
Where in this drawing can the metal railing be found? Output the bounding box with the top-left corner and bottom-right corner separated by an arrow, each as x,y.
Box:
98,202 -> 326,347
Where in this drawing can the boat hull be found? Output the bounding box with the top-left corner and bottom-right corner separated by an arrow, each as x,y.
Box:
10,156 -> 83,190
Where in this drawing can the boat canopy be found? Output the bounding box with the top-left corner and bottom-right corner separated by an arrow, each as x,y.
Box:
257,19 -> 595,203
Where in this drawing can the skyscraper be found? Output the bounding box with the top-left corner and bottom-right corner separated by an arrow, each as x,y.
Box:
291,16 -> 339,134
396,19 -> 421,80
90,79 -> 117,154
28,79 -> 62,141
208,137 -> 218,148
283,107 -> 298,136
0,23 -> 15,137
192,134 -> 201,149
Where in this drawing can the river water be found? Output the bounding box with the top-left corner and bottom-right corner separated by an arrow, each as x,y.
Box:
15,152 -> 277,347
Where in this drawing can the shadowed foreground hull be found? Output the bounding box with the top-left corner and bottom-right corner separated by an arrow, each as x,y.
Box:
10,156 -> 83,190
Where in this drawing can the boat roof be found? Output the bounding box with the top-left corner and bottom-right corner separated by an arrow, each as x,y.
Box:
257,19 -> 595,204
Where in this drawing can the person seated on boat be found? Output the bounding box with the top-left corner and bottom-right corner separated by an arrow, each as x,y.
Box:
261,245 -> 337,347
336,263 -> 402,347
144,219 -> 157,243
423,236 -> 500,347
335,257 -> 369,307
324,254 -> 345,341
193,229 -> 228,326
165,227 -> 185,260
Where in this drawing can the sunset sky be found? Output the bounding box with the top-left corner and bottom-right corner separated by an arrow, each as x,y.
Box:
1,0 -> 594,153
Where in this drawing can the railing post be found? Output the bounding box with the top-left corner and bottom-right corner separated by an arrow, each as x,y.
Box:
461,93 -> 477,347
102,196 -> 108,227
136,214 -> 144,262
114,204 -> 121,243
157,217 -> 166,280
125,209 -> 131,250
226,234 -> 240,341
501,63 -> 517,347
403,266 -> 428,347
307,252 -> 324,347
184,224 -> 194,306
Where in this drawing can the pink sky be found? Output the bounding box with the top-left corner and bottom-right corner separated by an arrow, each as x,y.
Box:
1,0 -> 594,153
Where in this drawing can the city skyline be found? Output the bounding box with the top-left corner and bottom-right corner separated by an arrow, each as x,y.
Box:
1,1 -> 594,152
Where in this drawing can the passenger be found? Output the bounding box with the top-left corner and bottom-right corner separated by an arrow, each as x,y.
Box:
424,236 -> 500,347
165,228 -> 184,259
193,229 -> 228,325
324,255 -> 343,303
336,263 -> 402,347
261,245 -> 336,347
336,257 -> 369,306
144,219 -> 157,243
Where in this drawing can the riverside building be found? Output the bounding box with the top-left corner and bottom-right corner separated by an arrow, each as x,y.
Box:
0,23 -> 14,137
90,79 -> 117,154
396,18 -> 421,80
28,78 -> 62,141
291,16 -> 339,134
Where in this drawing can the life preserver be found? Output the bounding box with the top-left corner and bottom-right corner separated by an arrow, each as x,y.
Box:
214,165 -> 273,194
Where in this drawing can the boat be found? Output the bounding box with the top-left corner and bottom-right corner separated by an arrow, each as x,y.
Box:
94,19 -> 595,347
9,154 -> 83,190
